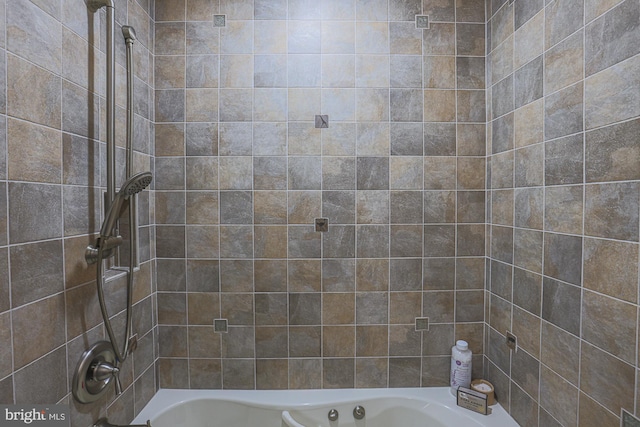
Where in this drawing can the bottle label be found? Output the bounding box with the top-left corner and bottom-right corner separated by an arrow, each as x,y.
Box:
450,357 -> 471,388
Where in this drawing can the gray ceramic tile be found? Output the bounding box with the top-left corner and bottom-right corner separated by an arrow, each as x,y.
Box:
540,365 -> 578,427
390,224 -> 423,257
583,238 -> 638,303
586,118 -> 640,182
456,90 -> 486,123
491,113 -> 514,154
219,89 -> 253,121
585,54 -> 640,129
0,312 -> 10,379
544,82 -> 584,140
511,347 -> 540,398
545,0 -> 584,48
254,0 -> 286,18
490,1 -> 513,50
585,0 -> 625,22
254,157 -> 287,190
544,185 -> 584,235
14,346 -> 67,404
542,277 -> 581,336
422,23 -> 455,55
219,191 -> 253,224
582,290 -> 637,364
545,134 -> 584,185
322,157 -> 356,190
390,56 -> 422,88
513,268 -> 542,315
490,259 -> 513,300
510,383 -> 539,426
490,225 -> 513,263
585,182 -> 640,242
585,0 -> 640,76
541,321 -> 580,386
424,225 -> 455,257
289,293 -> 321,325
515,0 -> 543,29
289,157 -> 322,190
457,23 -> 485,56
10,240 -> 64,307
457,0 -> 485,22
515,143 -> 543,187
357,157 -> 389,190
545,31 -> 584,94
424,190 -> 455,224
388,123 -> 422,156
156,22 -> 186,55
389,22 -> 422,55
492,75 -> 514,119
13,293 -> 65,369
356,225 -> 389,257
10,51 -> 60,129
7,0 -> 62,73
423,123 -> 455,156
186,55 -> 219,89
581,341 -> 635,415
544,232 -> 583,285
323,225 -> 356,258
9,183 -> 61,244
156,225 -> 186,258
188,21 -> 221,55
456,57 -> 485,90
514,55 -> 543,108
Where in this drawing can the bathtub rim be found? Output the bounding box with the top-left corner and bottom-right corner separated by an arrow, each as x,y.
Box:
132,387 -> 518,427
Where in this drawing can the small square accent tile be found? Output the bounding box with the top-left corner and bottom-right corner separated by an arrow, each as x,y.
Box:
416,15 -> 429,29
214,15 -> 226,27
214,318 -> 228,332
315,218 -> 329,232
315,115 -> 329,129
415,317 -> 429,331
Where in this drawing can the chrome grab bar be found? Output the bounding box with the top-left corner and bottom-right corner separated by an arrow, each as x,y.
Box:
94,418 -> 151,427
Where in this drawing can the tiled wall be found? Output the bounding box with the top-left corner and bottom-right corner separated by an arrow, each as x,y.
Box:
4,0 -> 640,425
0,0 -> 157,426
153,0 -> 487,390
485,0 -> 640,425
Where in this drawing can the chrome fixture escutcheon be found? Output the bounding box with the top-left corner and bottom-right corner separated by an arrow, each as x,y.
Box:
72,341 -> 120,403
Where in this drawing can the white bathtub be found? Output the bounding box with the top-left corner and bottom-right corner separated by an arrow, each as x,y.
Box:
132,388 -> 519,427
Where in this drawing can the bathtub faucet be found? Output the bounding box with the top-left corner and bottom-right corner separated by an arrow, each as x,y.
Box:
94,418 -> 151,427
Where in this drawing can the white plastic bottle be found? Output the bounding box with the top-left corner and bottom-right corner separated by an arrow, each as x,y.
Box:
450,340 -> 472,396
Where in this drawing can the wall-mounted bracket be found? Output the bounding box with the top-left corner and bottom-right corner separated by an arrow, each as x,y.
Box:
506,331 -> 517,351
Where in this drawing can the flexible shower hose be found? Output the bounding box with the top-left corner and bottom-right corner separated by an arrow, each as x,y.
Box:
95,219 -> 136,393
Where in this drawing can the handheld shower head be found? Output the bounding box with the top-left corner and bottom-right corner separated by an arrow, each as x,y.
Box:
86,171 -> 152,265
100,171 -> 152,239
118,171 -> 153,198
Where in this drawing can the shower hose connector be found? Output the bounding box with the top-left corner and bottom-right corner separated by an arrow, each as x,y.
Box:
85,235 -> 123,265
